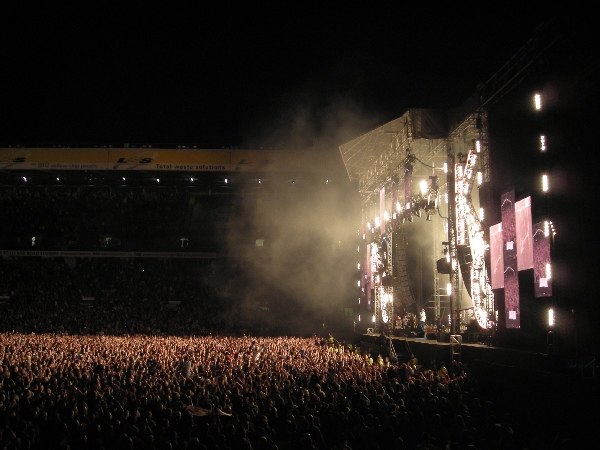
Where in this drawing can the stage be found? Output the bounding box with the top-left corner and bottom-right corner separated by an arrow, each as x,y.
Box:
357,331 -> 599,448
358,331 -> 582,376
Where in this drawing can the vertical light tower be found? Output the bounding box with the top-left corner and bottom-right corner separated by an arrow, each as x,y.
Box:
446,143 -> 458,336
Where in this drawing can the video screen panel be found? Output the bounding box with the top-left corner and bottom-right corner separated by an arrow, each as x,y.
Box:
490,222 -> 504,289
501,190 -> 520,329
515,196 -> 534,270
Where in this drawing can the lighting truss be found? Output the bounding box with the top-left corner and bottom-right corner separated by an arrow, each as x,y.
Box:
455,148 -> 495,329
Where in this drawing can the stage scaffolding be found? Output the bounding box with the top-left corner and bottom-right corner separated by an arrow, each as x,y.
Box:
340,108 -> 494,335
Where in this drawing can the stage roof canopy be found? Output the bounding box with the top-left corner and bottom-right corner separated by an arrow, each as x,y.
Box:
339,109 -> 450,198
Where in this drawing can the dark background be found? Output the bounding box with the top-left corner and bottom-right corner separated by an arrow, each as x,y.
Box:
1,6 -> 562,151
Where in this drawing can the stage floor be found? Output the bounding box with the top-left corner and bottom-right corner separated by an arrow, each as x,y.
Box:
359,332 -> 565,375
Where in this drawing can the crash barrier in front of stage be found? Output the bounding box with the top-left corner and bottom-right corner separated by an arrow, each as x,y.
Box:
359,335 -> 413,364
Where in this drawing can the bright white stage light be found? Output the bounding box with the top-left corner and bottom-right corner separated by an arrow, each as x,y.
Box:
548,308 -> 555,327
534,92 -> 542,110
540,135 -> 546,152
542,174 -> 549,192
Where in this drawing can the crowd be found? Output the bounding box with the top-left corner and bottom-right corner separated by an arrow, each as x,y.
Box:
0,184 -> 224,252
1,332 -> 564,450
0,182 -> 587,449
0,253 -> 585,449
0,256 -> 307,338
0,257 -> 236,335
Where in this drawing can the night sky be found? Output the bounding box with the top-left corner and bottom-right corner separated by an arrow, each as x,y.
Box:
2,6 -> 561,151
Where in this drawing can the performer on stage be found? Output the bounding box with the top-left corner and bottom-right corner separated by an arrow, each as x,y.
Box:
419,308 -> 426,330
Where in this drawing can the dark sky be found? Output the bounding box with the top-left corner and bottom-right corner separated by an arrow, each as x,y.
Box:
2,6 -> 559,150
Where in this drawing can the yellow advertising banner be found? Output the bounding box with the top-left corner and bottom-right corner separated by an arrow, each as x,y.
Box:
0,147 -> 309,172
0,148 -> 107,170
107,149 -> 231,171
229,149 -> 308,172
